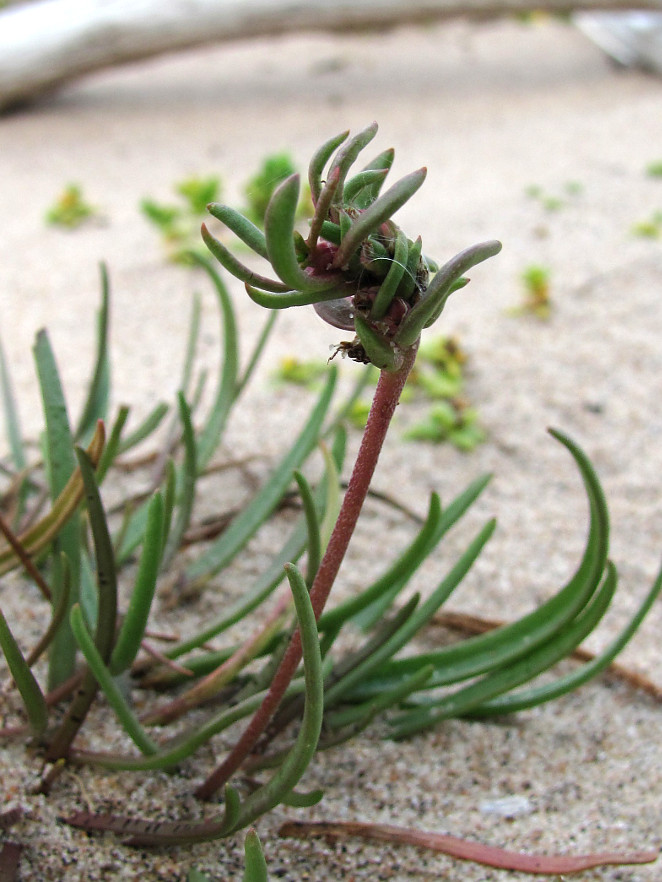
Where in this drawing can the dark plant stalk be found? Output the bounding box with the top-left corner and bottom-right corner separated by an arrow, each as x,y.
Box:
195,343 -> 418,799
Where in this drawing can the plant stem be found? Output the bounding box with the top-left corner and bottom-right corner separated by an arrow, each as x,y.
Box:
195,342 -> 418,799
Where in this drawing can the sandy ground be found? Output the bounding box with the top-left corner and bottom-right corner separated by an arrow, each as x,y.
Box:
1,16 -> 662,881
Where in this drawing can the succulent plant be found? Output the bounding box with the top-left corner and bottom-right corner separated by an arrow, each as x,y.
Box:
202,121 -> 501,371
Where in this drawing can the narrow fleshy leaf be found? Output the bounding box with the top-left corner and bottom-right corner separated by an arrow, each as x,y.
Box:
397,235 -> 424,299
24,552 -> 71,666
324,664 -> 433,731
201,224 -> 289,293
243,829 -> 268,882
185,368 -> 337,585
117,402 -> 168,454
318,492 -> 443,632
323,520 -> 496,707
265,175 -> 339,293
307,166 -> 341,252
46,446 -> 117,759
180,290 -> 202,397
326,121 -> 379,204
367,429 -> 609,690
332,168 -> 427,270
244,281 -> 349,310
389,562 -> 617,739
318,220 -> 341,245
354,474 -> 492,631
343,167 -> 389,205
294,470 -> 321,585
34,327 -> 81,687
0,606 -> 48,735
165,431 -> 345,660
109,492 -> 164,675
0,421 -> 101,575
65,593 -> 320,845
0,333 -> 26,476
70,604 -> 158,755
228,562 -> 323,833
95,405 -> 129,484
395,240 -> 502,347
353,147 -> 396,208
72,670 -> 314,772
187,256 -> 239,471
370,227 -> 409,320
308,128 -> 349,204
321,597 -> 421,713
353,313 -> 403,370
161,393 -> 196,567
206,203 -> 269,258
470,557 -> 662,716
278,820 -> 658,875
75,263 -> 111,443
236,311 -> 278,396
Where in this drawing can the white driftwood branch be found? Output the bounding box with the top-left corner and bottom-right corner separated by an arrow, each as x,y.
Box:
2,0 -> 662,111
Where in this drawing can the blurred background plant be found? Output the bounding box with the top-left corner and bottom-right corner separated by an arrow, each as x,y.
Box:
273,334 -> 485,450
510,263 -> 552,318
140,174 -> 222,262
140,153 -> 312,264
45,183 -> 99,229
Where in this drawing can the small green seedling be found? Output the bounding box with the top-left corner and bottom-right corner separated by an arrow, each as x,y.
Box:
404,398 -> 485,450
242,152 -> 313,227
645,160 -> 662,178
631,211 -> 662,238
141,175 -> 222,262
45,184 -> 97,229
510,264 -> 552,319
524,181 -> 582,212
272,355 -> 330,388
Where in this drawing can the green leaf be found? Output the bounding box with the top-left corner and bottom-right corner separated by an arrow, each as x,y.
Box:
370,227 -> 409,320
0,606 -> 48,735
353,147 -> 396,208
323,520 -> 496,707
185,368 -> 337,586
243,829 -> 269,882
75,263 -> 111,443
319,492 -> 443,632
201,224 -> 289,292
161,393 -> 197,567
109,492 -> 164,675
332,168 -> 427,270
471,558 -> 662,716
0,333 -> 26,475
228,562 -> 324,832
308,128 -> 349,204
33,328 -> 81,688
45,444 -> 117,759
326,121 -> 379,204
71,604 -> 159,755
0,423 -> 105,576
206,203 -> 269,258
390,560 -> 617,738
117,402 -> 169,455
395,240 -> 502,348
265,175 -> 339,293
360,430 -> 609,692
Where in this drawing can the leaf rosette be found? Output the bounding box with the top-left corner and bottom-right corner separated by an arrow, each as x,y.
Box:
202,123 -> 502,370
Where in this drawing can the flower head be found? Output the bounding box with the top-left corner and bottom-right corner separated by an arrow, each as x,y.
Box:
202,123 -> 501,370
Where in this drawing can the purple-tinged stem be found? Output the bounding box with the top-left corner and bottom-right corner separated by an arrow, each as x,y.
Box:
195,342 -> 418,800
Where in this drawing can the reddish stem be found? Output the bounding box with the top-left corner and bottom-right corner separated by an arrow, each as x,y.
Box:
195,343 -> 418,800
